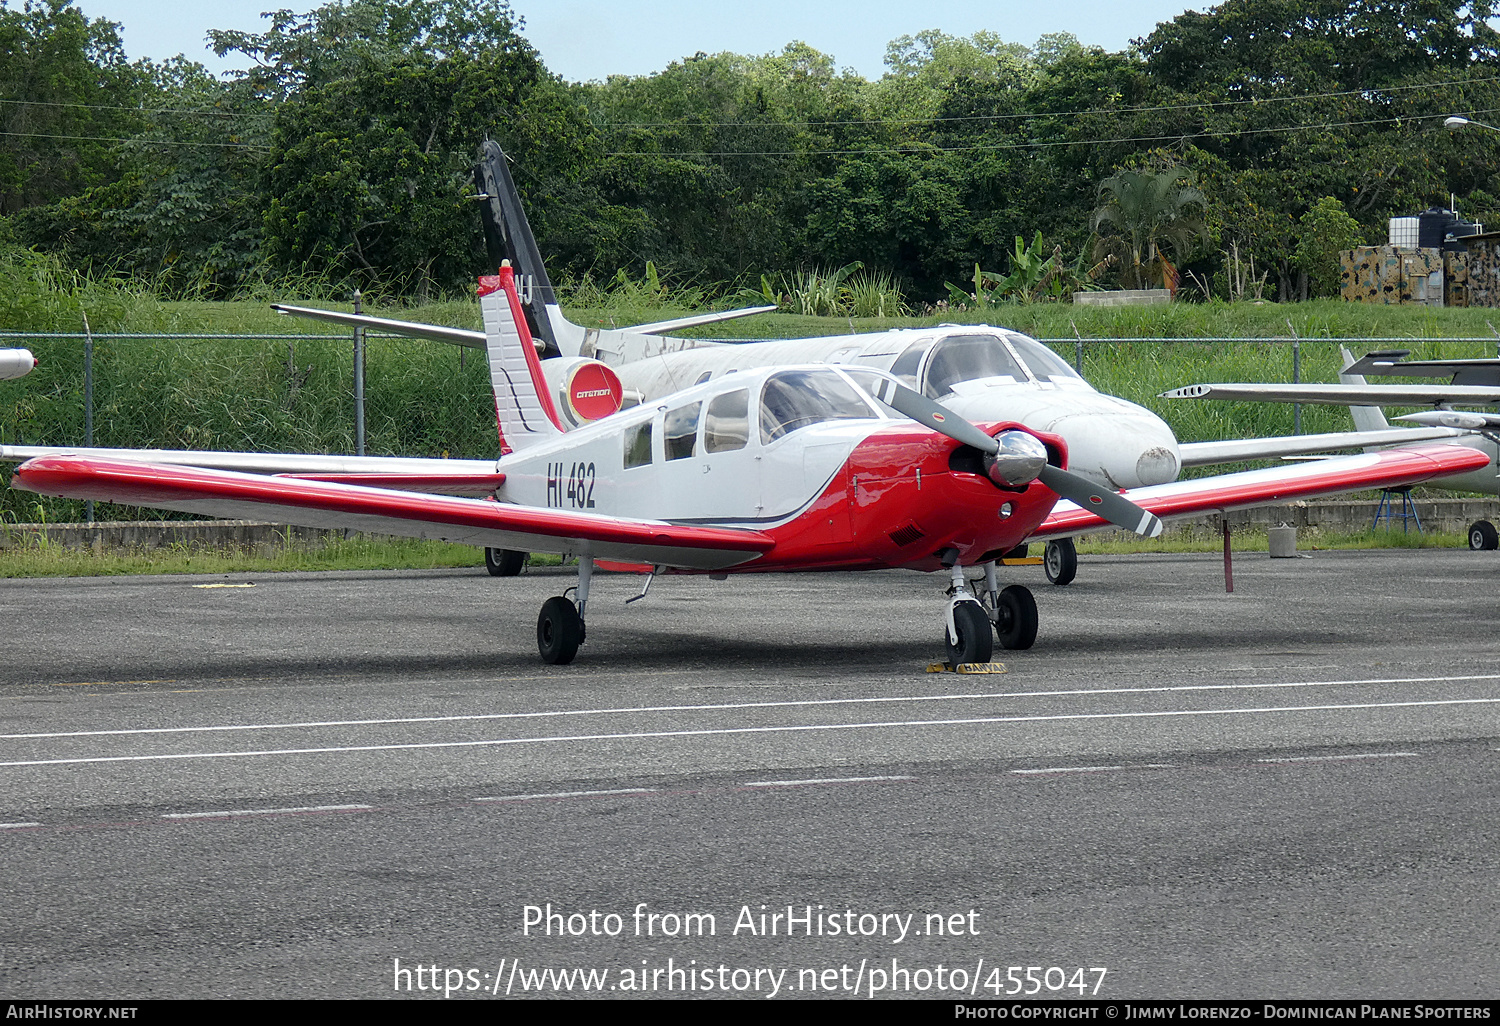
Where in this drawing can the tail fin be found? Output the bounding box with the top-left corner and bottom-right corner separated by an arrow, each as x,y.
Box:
479,263 -> 564,454
1339,345 -> 1391,435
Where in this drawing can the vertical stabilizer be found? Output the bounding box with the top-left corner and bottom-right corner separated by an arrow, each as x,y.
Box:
1339,346 -> 1391,437
473,141 -> 589,357
479,263 -> 565,454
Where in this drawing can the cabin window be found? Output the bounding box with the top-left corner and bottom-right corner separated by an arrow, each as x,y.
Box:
1007,333 -> 1083,382
704,389 -> 750,452
759,370 -> 874,444
623,420 -> 653,469
694,371 -> 713,385
664,402 -> 701,461
889,338 -> 933,389
922,334 -> 1028,398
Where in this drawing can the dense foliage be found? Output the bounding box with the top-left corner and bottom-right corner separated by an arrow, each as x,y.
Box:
3,0 -> 1500,304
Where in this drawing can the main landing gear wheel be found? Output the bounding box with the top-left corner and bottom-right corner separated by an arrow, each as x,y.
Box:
946,601 -> 994,666
537,596 -> 583,664
1043,538 -> 1077,586
993,585 -> 1039,650
485,548 -> 528,576
1468,520 -> 1498,551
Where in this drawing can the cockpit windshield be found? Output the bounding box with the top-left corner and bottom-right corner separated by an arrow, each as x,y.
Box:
921,334 -> 1028,398
759,369 -> 878,444
1005,332 -> 1084,383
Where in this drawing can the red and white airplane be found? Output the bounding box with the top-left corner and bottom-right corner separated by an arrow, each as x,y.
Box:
5,266 -> 1491,665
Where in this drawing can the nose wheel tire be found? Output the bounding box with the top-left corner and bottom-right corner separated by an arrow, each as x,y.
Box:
1468,520 -> 1498,551
946,601 -> 994,666
993,585 -> 1038,650
537,596 -> 583,664
485,548 -> 529,576
1043,539 -> 1077,585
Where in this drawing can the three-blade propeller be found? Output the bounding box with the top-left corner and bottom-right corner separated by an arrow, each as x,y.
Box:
868,378 -> 1164,538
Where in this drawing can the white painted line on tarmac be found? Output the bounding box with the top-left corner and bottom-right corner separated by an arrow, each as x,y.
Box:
160,804 -> 372,819
1256,753 -> 1419,763
473,788 -> 656,803
1013,766 -> 1124,775
741,776 -> 915,787
9,673 -> 1498,742
0,822 -> 41,828
5,697 -> 1500,768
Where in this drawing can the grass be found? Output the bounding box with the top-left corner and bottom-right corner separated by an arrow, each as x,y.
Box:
0,525 -> 1463,578
1076,526 -> 1467,555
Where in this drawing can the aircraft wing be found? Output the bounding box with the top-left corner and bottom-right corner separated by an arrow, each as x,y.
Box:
1178,426 -> 1470,467
9,456 -> 774,571
1028,442 -> 1492,541
1161,382 -> 1500,405
0,446 -> 503,496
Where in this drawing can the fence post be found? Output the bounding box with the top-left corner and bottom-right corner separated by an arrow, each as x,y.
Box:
1286,319 -> 1301,435
82,310 -> 94,523
352,290 -> 366,457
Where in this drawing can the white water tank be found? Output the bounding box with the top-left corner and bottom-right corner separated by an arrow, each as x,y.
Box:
1388,217 -> 1420,247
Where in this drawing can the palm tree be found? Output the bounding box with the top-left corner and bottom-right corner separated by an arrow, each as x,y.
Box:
1092,166 -> 1207,290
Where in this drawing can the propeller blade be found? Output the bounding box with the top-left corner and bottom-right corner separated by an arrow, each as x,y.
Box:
869,374 -> 1161,536
868,378 -> 1000,453
1037,465 -> 1163,538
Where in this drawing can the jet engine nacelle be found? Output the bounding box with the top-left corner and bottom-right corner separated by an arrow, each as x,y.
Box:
540,357 -> 626,427
0,349 -> 36,381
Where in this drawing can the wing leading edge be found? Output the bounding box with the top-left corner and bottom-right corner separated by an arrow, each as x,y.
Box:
1029,442 -> 1493,541
10,456 -> 774,571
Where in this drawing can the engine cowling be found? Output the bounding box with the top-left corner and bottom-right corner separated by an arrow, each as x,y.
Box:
540,357 -> 625,428
0,349 -> 36,381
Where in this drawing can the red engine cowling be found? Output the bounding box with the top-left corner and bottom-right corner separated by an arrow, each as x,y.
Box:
540,357 -> 625,428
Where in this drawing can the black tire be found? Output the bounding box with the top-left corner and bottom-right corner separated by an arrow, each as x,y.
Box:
994,585 -> 1039,650
946,601 -> 994,666
485,548 -> 528,576
1468,520 -> 1499,551
1043,538 -> 1078,586
537,596 -> 583,664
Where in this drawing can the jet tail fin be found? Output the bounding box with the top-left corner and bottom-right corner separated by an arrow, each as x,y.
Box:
1339,345 -> 1391,435
479,263 -> 565,453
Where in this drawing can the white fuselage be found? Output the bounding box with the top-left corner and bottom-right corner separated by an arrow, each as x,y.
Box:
547,312 -> 1181,490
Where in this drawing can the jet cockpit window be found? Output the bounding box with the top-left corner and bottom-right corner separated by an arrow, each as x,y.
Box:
704,389 -> 750,452
664,402 -> 701,461
1006,333 -> 1084,383
922,334 -> 1029,398
759,370 -> 876,444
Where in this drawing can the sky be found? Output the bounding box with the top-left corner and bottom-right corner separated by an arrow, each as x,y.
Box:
68,0 -> 1207,82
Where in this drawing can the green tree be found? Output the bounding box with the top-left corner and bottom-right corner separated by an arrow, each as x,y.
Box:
1293,196 -> 1365,298
1091,165 -> 1208,289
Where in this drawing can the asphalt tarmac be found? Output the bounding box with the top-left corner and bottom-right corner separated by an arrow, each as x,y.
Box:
1,548 -> 1497,1000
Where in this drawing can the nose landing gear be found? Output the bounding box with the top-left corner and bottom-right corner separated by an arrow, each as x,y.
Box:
943,559 -> 1038,666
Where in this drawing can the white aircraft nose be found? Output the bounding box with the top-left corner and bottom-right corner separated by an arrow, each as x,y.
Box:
944,390 -> 1181,490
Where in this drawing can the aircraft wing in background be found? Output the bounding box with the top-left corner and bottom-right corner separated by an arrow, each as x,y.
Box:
0,447 -> 504,496
1161,382 -> 1500,406
1028,442 -> 1493,542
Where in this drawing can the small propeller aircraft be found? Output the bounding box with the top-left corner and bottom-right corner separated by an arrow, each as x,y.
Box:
0,348 -> 36,380
6,267 -> 1491,665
